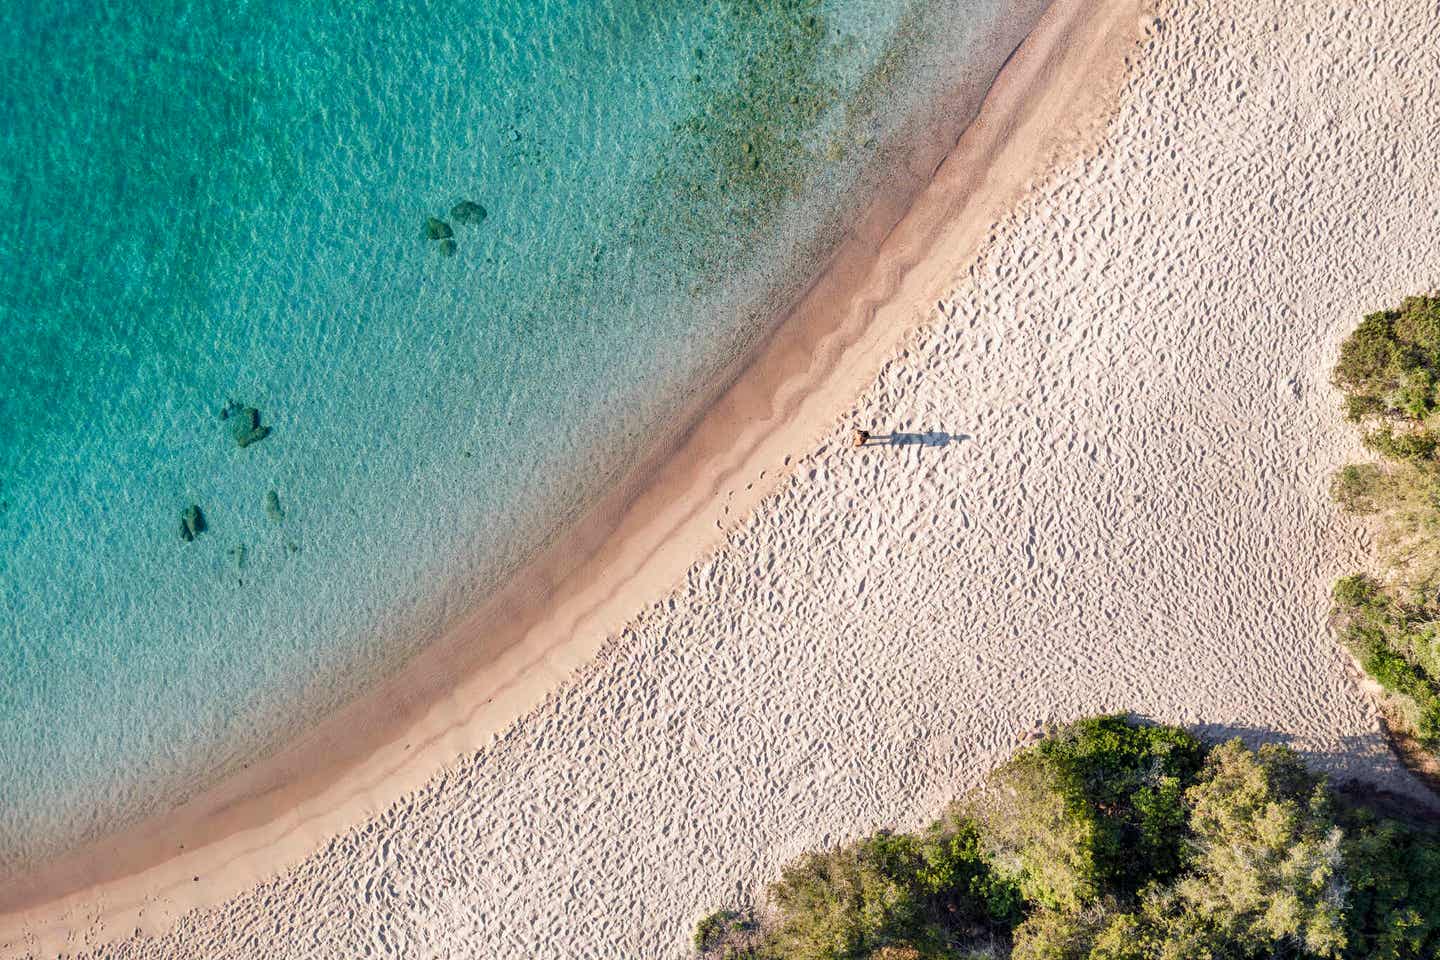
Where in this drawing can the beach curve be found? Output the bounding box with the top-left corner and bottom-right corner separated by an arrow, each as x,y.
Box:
0,0 -> 1153,954
12,0 -> 1440,955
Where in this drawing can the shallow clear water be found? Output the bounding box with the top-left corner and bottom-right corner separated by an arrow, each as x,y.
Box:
0,0 -> 1030,867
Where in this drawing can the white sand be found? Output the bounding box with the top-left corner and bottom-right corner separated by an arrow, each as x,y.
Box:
29,0 -> 1440,955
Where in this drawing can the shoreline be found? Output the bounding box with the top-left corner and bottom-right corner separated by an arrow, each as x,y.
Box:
0,0 -> 1151,953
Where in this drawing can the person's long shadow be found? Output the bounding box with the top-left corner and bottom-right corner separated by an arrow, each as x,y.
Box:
861,431 -> 967,447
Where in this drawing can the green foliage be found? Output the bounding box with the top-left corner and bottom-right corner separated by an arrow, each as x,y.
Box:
696,717 -> 1440,960
1362,427 -> 1438,463
1332,297 -> 1440,469
1331,295 -> 1440,758
1331,576 -> 1440,746
1083,899 -> 1201,960
765,832 -> 921,959
762,817 -> 1018,960
1334,312 -> 1407,396
1330,462 -> 1440,590
1391,295 -> 1440,353
1171,742 -> 1347,957
696,909 -> 765,958
919,814 -> 1026,927
1343,393 -> 1384,423
1335,807 -> 1440,960
1333,297 -> 1440,426
969,716 -> 1203,909
1332,573 -> 1383,612
1010,903 -> 1117,960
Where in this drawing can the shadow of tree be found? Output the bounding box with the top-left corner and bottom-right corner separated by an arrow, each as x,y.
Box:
1127,713 -> 1440,822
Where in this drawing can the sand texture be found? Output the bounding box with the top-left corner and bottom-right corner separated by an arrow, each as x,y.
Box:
19,0 -> 1440,956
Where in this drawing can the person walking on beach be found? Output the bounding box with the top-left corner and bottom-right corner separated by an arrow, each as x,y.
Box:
852,429 -> 870,448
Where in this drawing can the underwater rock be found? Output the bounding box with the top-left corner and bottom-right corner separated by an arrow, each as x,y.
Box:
219,398 -> 244,421
180,504 -> 206,542
438,237 -> 458,257
232,406 -> 271,448
424,216 -> 454,240
236,424 -> 270,447
450,200 -> 487,225
264,490 -> 283,523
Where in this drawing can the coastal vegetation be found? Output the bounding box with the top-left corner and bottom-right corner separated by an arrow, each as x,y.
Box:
692,715 -> 1440,959
1329,295 -> 1440,760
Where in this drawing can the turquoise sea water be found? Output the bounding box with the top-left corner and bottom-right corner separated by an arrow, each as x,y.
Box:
0,0 -> 1038,868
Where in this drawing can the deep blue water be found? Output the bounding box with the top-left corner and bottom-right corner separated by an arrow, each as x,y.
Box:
0,0 -> 1032,867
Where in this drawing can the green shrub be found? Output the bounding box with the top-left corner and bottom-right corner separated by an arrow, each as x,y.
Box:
1333,311 -> 1408,397
1331,463 -> 1440,591
1084,891 -> 1238,960
1330,464 -> 1385,514
1333,297 -> 1440,423
1362,647 -> 1440,742
1171,741 -> 1348,958
1332,296 -> 1440,757
1390,295 -> 1440,352
765,833 -> 923,959
1363,427 -> 1439,463
1010,903 -> 1118,960
696,909 -> 764,957
764,820 -> 1015,960
1343,392 -> 1385,423
918,814 -> 1025,927
968,716 -> 1203,909
1331,575 -> 1440,745
1332,573 -> 1385,616
1336,807 -> 1440,960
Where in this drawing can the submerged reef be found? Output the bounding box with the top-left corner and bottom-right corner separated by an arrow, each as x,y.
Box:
630,0 -> 935,290
220,400 -> 272,448
633,0 -> 836,280
450,200 -> 487,225
179,504 -> 206,542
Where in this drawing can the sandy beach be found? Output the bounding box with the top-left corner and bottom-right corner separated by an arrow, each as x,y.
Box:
7,0 -> 1440,955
